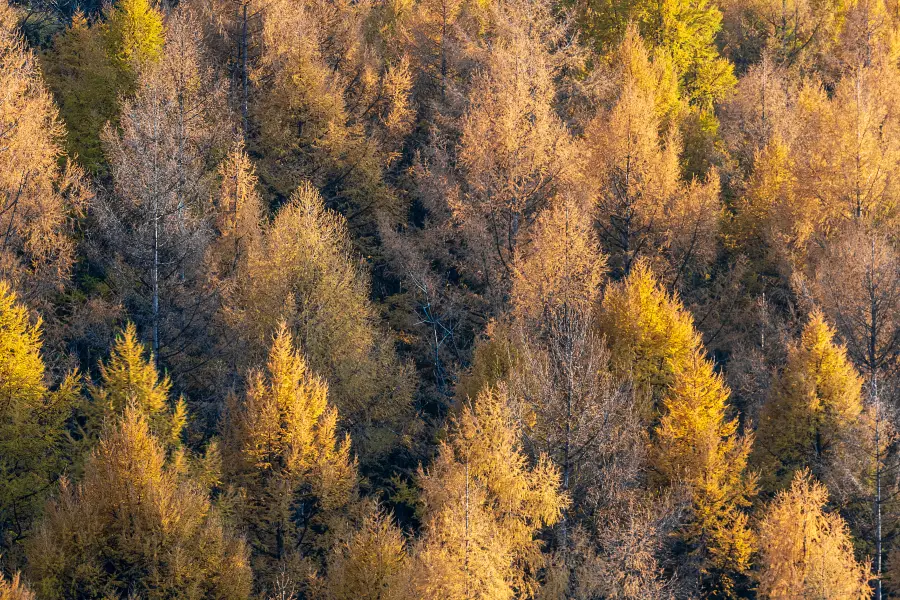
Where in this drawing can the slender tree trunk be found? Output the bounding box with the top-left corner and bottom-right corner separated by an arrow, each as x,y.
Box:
874,375 -> 883,600
152,96 -> 161,367
241,1 -> 249,137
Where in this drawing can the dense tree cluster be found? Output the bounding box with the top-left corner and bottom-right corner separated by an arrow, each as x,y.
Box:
3,0 -> 900,596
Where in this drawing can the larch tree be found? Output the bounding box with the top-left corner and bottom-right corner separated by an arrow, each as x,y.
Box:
41,0 -> 164,174
0,3 -> 89,313
209,141 -> 265,281
653,350 -> 756,596
0,282 -> 79,568
96,6 -> 226,371
598,260 -> 756,594
225,183 -> 415,460
585,28 -> 720,282
102,0 -> 165,73
321,504 -> 410,600
778,64 -> 900,270
805,227 -> 900,596
84,323 -> 188,454
0,572 -> 34,600
572,0 -> 735,108
445,17 -> 576,300
27,405 -> 252,600
410,385 -> 567,599
222,324 -> 358,595
596,259 -> 700,413
251,0 -> 411,244
504,312 -> 652,596
752,310 -> 867,494
756,470 -> 871,600
490,196 -> 657,594
719,55 -> 796,176
510,196 -> 607,325
41,10 -> 122,174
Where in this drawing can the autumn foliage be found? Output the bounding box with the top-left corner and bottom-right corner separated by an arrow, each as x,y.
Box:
4,0 -> 900,596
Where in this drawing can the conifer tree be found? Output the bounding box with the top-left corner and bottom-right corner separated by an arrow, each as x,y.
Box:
226,183 -> 415,460
86,323 -> 187,453
597,259 -> 700,411
42,0 -> 164,174
27,405 -> 251,600
0,4 -> 89,310
599,261 -> 756,594
222,324 -> 358,594
0,572 -> 34,600
753,311 -> 867,493
251,0 -> 408,239
97,7 -> 226,370
756,470 -> 871,599
585,29 -> 721,281
210,141 -> 265,279
510,196 -> 607,324
654,351 -> 756,595
322,504 -> 410,600
573,0 -> 735,107
447,24 -> 576,298
41,11 -> 121,174
410,385 -> 567,599
0,282 -> 79,566
102,0 -> 165,73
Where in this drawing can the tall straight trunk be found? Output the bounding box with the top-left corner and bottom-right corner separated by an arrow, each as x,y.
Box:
152,95 -> 161,367
874,375 -> 882,600
241,2 -> 249,137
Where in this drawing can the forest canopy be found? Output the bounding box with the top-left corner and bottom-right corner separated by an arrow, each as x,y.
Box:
2,0 -> 900,596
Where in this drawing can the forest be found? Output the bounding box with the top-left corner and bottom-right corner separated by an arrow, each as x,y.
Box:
1,0 -> 899,596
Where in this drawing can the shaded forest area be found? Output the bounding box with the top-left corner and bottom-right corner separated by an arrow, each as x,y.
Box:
2,0 -> 900,596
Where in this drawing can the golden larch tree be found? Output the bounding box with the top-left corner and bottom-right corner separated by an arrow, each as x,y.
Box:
222,324 -> 358,593
0,282 -> 79,566
756,470 -> 871,600
85,323 -> 188,454
410,385 -> 567,599
753,311 -> 867,493
225,182 -> 415,460
0,4 -> 89,311
321,504 -> 410,600
27,405 -> 252,600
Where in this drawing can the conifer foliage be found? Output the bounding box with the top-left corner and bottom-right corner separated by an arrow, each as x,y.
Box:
223,324 -> 357,594
8,0 -> 900,595
27,405 -> 251,600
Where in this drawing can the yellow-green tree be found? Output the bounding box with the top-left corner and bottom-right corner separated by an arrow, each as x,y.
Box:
0,282 -> 79,566
85,323 -> 187,454
41,11 -> 121,174
596,259 -> 700,411
222,324 -> 358,594
225,183 -> 415,460
41,0 -> 164,175
27,405 -> 252,600
756,470 -> 871,599
654,351 -> 756,596
572,0 -> 735,108
103,0 -> 165,72
753,311 -> 867,493
409,385 -> 567,599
